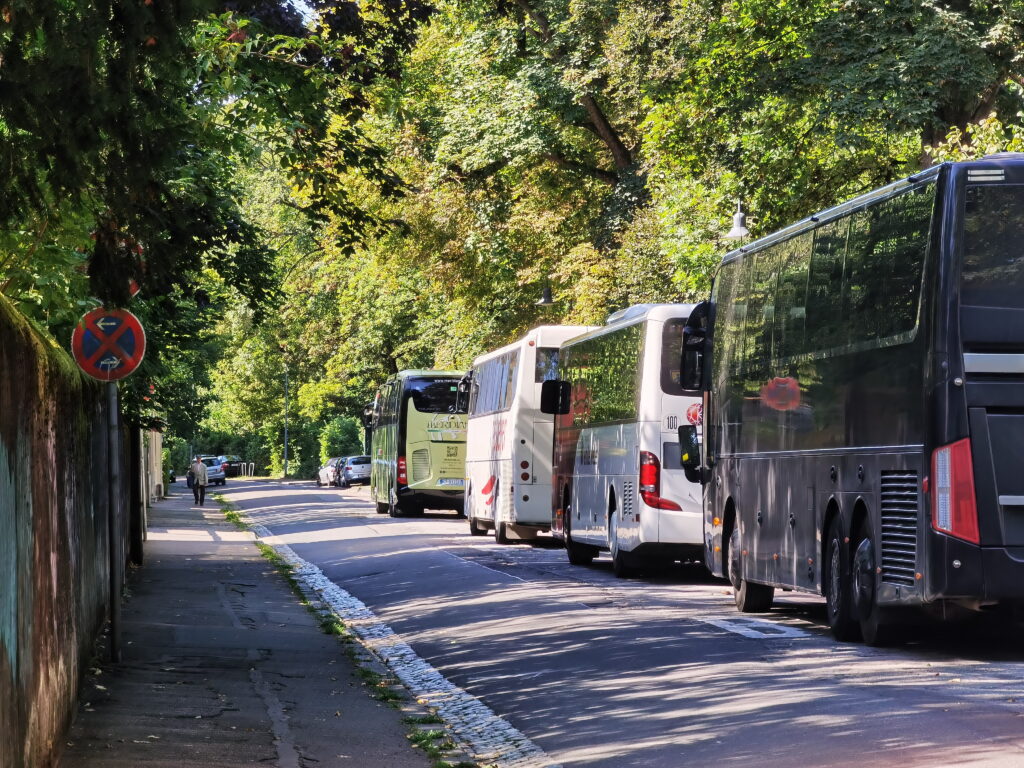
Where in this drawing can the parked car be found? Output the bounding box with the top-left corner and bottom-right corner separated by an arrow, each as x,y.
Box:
317,457 -> 345,487
217,455 -> 245,477
341,455 -> 371,485
200,455 -> 227,486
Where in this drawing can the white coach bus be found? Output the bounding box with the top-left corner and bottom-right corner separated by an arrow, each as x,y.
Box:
463,325 -> 595,543
539,304 -> 704,576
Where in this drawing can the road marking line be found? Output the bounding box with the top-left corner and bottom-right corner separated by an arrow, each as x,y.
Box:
700,617 -> 811,639
248,523 -> 560,768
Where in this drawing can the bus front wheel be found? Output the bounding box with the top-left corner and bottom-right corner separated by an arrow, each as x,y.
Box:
729,527 -> 774,612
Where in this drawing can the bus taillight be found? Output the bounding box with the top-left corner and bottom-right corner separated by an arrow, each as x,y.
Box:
931,439 -> 979,544
639,451 -> 682,511
397,456 -> 408,486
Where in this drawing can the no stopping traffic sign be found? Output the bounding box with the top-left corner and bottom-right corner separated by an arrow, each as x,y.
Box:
71,308 -> 147,382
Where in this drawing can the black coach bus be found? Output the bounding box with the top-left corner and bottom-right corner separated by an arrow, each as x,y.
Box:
679,154 -> 1024,644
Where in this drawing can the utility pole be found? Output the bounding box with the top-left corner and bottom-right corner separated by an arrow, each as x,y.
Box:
283,364 -> 289,479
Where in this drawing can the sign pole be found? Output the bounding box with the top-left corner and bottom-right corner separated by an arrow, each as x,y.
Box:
71,307 -> 146,665
106,382 -> 122,663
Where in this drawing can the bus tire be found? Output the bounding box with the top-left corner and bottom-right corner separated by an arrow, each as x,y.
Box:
610,508 -> 635,578
375,501 -> 388,514
565,507 -> 597,566
388,497 -> 403,518
825,517 -> 859,641
729,527 -> 773,612
853,523 -> 903,646
468,516 -> 487,536
494,521 -> 511,545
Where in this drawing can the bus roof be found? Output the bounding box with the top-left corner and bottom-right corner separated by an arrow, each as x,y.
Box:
391,369 -> 465,380
720,154 -> 1024,267
470,325 -> 595,367
561,303 -> 696,348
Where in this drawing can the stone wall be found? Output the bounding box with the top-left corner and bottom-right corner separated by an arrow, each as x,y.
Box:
0,296 -> 125,768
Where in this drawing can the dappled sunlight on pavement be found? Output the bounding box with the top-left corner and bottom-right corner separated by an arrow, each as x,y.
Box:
219,480 -> 1024,768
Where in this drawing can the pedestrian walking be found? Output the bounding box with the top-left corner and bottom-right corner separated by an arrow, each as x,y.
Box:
190,456 -> 209,506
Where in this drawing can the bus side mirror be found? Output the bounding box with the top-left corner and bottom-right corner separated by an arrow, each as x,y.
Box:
540,379 -> 570,415
361,403 -> 375,429
679,424 -> 702,484
681,300 -> 710,391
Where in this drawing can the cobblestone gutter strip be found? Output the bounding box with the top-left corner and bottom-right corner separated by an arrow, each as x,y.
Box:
249,524 -> 561,768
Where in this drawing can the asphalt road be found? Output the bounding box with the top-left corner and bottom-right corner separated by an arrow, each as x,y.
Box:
222,479 -> 1024,768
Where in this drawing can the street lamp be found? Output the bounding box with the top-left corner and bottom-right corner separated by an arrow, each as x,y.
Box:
725,201 -> 750,241
536,283 -> 554,306
282,363 -> 289,479
278,343 -> 289,480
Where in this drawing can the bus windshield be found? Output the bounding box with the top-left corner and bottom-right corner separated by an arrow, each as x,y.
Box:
962,184 -> 1024,308
406,378 -> 465,414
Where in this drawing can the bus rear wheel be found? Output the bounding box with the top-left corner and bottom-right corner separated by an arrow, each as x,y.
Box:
565,506 -> 597,566
825,518 -> 859,641
853,523 -> 903,646
610,508 -> 635,578
729,527 -> 774,612
388,496 -> 404,518
375,501 -> 388,514
494,521 -> 511,545
468,516 -> 487,536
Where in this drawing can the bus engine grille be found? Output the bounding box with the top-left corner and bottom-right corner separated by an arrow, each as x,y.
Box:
879,470 -> 919,587
411,449 -> 431,483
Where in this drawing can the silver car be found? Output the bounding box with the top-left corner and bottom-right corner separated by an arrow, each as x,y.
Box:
341,455 -> 371,485
317,458 -> 344,487
200,456 -> 227,486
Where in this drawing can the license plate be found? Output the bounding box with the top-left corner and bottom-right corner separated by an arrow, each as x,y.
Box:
438,478 -> 464,487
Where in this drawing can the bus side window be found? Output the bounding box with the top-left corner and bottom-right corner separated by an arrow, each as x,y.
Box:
806,217 -> 850,352
744,245 -> 779,378
845,186 -> 935,343
773,232 -> 812,360
502,350 -> 520,410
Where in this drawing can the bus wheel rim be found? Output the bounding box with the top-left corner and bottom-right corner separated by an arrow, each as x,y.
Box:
828,538 -> 841,618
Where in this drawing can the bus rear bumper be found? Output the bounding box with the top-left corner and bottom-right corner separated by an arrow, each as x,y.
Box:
398,487 -> 465,512
626,541 -> 704,565
925,536 -> 1024,603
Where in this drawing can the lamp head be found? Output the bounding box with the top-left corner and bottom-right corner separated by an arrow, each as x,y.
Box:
725,201 -> 749,240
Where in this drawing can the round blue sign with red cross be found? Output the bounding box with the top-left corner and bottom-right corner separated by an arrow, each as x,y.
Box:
71,308 -> 147,382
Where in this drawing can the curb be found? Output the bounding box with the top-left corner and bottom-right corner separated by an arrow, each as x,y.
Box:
239,516 -> 559,768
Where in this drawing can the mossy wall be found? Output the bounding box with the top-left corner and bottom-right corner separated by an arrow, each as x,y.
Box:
0,295 -> 124,768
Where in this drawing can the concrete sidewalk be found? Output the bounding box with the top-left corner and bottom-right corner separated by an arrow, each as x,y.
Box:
59,487 -> 431,768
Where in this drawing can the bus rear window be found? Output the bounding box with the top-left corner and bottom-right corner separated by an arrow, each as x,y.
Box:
407,379 -> 464,413
963,184 -> 1024,308
535,347 -> 560,382
661,319 -> 690,395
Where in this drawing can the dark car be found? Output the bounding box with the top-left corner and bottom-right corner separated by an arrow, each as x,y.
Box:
217,455 -> 244,477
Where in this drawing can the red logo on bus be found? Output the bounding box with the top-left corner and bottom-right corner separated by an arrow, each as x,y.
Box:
481,475 -> 497,506
760,377 -> 801,411
686,403 -> 703,426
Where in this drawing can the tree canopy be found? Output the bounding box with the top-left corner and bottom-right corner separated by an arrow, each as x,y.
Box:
5,0 -> 1024,475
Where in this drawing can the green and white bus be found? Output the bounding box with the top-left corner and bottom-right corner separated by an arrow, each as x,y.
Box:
368,370 -> 468,517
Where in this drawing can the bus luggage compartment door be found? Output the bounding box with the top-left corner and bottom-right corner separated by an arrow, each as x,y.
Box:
969,408 -> 1024,546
